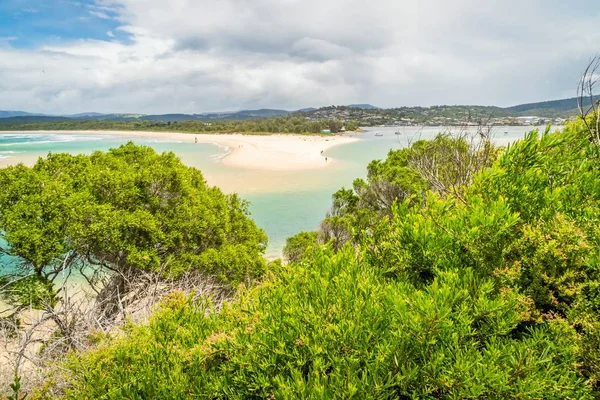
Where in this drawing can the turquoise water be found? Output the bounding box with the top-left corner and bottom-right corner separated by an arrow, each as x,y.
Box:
0,126 -> 553,259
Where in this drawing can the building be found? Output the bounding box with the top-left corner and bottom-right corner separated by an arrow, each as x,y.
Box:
516,116 -> 541,125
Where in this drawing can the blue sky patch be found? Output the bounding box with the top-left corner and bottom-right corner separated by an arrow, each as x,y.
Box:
0,0 -> 125,48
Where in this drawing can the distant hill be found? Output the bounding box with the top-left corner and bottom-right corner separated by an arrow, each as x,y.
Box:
76,114 -> 144,122
135,109 -> 290,122
507,97 -> 584,113
0,110 -> 290,124
0,116 -> 73,124
1,96 -> 595,125
203,109 -> 289,120
232,109 -> 289,118
347,104 -> 379,109
0,111 -> 45,118
504,96 -> 600,118
66,112 -> 107,118
139,114 -> 204,122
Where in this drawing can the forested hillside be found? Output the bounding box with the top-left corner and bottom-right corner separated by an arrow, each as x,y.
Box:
0,117 -> 359,134
11,115 -> 597,398
505,95 -> 600,115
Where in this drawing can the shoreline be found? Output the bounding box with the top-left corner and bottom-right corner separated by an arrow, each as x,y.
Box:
0,130 -> 360,171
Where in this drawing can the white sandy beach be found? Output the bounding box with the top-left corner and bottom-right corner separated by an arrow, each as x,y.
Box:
0,130 -> 359,171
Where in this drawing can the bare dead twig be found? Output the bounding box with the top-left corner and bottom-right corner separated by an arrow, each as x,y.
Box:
1,265 -> 232,396
577,55 -> 600,143
407,124 -> 496,205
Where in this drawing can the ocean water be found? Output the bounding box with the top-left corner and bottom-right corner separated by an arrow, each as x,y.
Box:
0,126 -> 555,260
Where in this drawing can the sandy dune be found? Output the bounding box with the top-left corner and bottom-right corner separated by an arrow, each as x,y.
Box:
0,131 -> 358,171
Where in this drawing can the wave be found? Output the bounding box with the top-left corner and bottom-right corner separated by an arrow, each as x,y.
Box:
210,143 -> 232,162
142,139 -> 184,144
0,134 -> 106,146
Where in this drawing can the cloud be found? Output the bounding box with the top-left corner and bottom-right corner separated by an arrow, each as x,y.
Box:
290,38 -> 353,62
0,0 -> 599,114
86,3 -> 120,20
89,10 -> 111,19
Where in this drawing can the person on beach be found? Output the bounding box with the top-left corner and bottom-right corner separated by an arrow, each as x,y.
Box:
195,137 -> 198,143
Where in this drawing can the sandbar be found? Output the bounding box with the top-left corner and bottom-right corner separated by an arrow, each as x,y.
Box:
0,130 -> 359,171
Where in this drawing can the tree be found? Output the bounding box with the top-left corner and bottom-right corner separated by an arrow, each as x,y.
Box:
282,231 -> 318,264
318,131 -> 497,250
0,142 -> 268,303
0,143 -> 268,383
345,120 -> 359,131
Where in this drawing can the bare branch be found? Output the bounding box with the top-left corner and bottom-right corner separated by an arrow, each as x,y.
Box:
577,54 -> 600,143
1,265 -> 231,396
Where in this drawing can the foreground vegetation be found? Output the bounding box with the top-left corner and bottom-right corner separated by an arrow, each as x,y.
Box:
0,116 -> 360,134
1,105 -> 600,397
0,142 -> 267,291
0,144 -> 267,393
6,114 -> 588,398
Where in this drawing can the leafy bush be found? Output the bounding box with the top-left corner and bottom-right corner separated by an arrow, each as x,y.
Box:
282,231 -> 318,264
0,143 -> 268,307
319,133 -> 497,249
62,248 -> 589,399
365,123 -> 600,387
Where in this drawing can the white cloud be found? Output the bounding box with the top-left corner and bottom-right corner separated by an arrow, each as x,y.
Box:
89,10 -> 111,19
0,0 -> 599,114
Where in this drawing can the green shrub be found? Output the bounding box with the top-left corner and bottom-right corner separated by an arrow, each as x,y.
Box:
63,248 -> 589,399
0,143 -> 268,309
282,231 -> 319,263
363,123 -> 600,387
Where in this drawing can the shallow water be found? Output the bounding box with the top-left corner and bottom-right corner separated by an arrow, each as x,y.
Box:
0,126 -> 556,259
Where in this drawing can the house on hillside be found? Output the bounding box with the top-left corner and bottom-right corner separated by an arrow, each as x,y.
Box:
516,116 -> 541,125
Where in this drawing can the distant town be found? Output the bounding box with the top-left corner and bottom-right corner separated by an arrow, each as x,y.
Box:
296,105 -> 573,127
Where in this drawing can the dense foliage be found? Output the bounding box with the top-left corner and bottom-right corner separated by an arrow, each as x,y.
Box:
46,118 -> 600,398
61,251 -> 588,399
318,133 -> 497,249
0,143 -> 267,308
282,231 -> 318,264
0,116 -> 360,134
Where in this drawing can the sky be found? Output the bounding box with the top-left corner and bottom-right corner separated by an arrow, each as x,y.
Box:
0,0 -> 598,114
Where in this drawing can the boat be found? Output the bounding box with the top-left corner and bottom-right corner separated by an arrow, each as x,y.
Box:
375,132 -> 384,137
